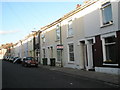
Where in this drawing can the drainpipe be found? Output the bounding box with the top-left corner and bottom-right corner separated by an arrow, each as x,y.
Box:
38,30 -> 42,64
32,32 -> 36,59
32,30 -> 42,64
60,21 -> 63,67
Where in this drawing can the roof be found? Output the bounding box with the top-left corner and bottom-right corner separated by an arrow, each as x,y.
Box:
40,0 -> 99,31
0,43 -> 14,49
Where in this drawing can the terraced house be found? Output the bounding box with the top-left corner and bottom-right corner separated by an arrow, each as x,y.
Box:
13,33 -> 36,58
40,0 -> 120,75
5,0 -> 120,75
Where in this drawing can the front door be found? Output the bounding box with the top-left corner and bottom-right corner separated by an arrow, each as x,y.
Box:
80,41 -> 88,69
86,39 -> 94,70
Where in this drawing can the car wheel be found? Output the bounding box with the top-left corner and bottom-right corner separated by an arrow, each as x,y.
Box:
24,64 -> 27,67
35,65 -> 38,68
28,65 -> 31,67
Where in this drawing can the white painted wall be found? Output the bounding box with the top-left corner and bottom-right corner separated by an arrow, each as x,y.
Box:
95,67 -> 120,75
84,0 -> 119,38
61,16 -> 85,69
40,0 -> 119,71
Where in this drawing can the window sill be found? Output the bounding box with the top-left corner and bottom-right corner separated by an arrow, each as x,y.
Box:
67,36 -> 74,39
100,22 -> 113,28
42,43 -> 45,45
103,63 -> 118,66
56,61 -> 61,63
68,61 -> 75,64
55,40 -> 60,42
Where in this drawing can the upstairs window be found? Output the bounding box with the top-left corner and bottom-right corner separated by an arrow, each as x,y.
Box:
101,2 -> 113,25
41,34 -> 45,43
56,25 -> 60,41
68,20 -> 73,37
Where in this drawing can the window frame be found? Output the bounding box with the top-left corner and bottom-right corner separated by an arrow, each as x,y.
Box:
100,1 -> 113,27
68,43 -> 75,62
57,50 -> 61,62
56,25 -> 60,41
67,20 -> 73,37
43,48 -> 46,58
101,33 -> 118,66
41,34 -> 45,43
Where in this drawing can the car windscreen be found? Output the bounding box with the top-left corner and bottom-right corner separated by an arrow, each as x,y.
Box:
26,57 -> 34,60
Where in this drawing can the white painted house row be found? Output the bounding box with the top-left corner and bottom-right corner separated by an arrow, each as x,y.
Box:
40,0 -> 120,75
10,0 -> 120,75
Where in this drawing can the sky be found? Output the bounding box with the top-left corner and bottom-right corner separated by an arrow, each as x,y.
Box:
0,0 -> 85,45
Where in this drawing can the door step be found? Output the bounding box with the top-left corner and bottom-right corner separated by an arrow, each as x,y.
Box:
88,68 -> 95,71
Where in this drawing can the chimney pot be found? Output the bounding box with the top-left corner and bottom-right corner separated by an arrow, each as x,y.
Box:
76,4 -> 81,9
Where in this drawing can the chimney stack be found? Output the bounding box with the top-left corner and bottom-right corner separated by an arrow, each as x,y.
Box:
76,4 -> 81,9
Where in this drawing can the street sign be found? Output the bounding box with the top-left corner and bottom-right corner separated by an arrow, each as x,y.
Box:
56,45 -> 63,50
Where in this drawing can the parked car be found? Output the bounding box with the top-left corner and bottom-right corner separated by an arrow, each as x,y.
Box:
6,57 -> 10,61
9,57 -> 14,62
13,57 -> 19,61
13,58 -> 21,64
3,56 -> 7,61
22,57 -> 38,67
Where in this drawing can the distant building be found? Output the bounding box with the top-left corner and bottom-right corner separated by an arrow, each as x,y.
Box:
0,48 -> 7,59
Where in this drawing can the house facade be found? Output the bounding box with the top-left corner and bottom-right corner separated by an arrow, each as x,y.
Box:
0,48 -> 7,59
40,0 -> 120,74
6,0 -> 120,75
82,0 -> 120,74
13,33 -> 35,59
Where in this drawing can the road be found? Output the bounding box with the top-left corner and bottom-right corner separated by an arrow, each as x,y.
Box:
2,60 -> 117,88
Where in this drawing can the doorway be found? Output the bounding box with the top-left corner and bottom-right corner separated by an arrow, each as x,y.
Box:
86,39 -> 94,70
80,41 -> 88,69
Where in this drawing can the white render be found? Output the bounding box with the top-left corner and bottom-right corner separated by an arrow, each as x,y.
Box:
40,0 -> 119,74
95,67 -> 120,75
10,0 -> 119,75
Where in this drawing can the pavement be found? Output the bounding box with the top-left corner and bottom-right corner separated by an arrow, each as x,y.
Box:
38,64 -> 120,87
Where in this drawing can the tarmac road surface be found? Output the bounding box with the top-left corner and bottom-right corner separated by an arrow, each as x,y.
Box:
2,60 -> 118,88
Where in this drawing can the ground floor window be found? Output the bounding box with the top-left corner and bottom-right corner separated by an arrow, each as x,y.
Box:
68,43 -> 74,62
43,49 -> 46,58
57,50 -> 61,61
50,47 -> 53,58
104,36 -> 117,64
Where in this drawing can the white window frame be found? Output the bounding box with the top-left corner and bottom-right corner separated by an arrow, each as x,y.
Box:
56,25 -> 60,41
101,32 -> 118,66
57,50 -> 61,62
100,1 -> 113,27
42,48 -> 46,58
68,42 -> 75,63
50,46 -> 53,58
41,34 -> 45,43
67,20 -> 73,37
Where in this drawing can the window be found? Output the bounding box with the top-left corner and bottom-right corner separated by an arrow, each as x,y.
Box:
68,20 -> 73,37
57,50 -> 61,61
41,34 -> 45,43
43,49 -> 46,58
101,2 -> 113,25
68,43 -> 74,61
104,36 -> 117,64
56,25 -> 60,40
50,47 -> 53,58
